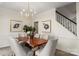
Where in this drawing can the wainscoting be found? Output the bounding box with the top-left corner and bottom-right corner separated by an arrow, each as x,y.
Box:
0,47 -> 76,56
0,46 -> 14,56
55,49 -> 76,56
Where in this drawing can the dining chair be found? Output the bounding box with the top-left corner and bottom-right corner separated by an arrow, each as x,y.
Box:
35,35 -> 58,56
18,32 -> 27,37
9,37 -> 33,56
36,34 -> 48,50
34,33 -> 40,38
39,34 -> 48,40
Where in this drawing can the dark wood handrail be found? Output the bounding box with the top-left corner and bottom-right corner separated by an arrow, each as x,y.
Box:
56,11 -> 77,24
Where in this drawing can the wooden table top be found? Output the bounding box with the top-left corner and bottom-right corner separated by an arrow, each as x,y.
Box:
17,37 -> 48,48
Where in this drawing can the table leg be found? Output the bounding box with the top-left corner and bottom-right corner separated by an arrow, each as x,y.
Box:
32,47 -> 39,56
33,50 -> 36,56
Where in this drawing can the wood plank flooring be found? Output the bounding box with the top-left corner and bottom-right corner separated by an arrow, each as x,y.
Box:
55,49 -> 76,56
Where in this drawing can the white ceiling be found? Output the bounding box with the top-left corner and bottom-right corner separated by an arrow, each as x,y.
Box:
57,2 -> 76,22
0,2 -> 72,14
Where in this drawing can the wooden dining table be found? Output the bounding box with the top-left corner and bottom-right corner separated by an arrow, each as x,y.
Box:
17,36 -> 48,55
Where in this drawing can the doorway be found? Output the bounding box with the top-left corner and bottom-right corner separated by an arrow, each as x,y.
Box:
34,21 -> 38,33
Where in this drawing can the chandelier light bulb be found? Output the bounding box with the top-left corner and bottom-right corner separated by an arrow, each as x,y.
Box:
20,11 -> 23,15
20,2 -> 36,17
27,13 -> 29,16
25,13 -> 28,16
22,9 -> 25,12
30,9 -> 33,12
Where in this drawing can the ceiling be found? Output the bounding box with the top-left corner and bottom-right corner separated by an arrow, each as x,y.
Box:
0,2 -> 72,14
57,2 -> 76,22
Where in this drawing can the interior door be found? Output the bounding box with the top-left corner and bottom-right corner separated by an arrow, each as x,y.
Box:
34,21 -> 38,33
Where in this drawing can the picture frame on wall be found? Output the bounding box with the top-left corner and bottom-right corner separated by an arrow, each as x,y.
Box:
10,20 -> 23,32
42,20 -> 51,33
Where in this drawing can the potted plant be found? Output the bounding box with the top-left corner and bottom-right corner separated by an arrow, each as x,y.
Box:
23,25 -> 36,39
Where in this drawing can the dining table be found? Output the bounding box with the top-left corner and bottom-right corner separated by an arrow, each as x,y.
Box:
17,36 -> 48,56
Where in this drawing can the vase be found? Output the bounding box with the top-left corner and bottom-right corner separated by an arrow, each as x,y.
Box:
30,34 -> 34,39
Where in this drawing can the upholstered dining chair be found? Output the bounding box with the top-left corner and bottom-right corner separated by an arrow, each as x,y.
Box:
34,33 -> 40,38
9,37 -> 33,56
35,35 -> 58,56
39,34 -> 48,40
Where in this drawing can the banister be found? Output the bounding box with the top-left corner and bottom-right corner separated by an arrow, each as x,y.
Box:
56,11 -> 77,25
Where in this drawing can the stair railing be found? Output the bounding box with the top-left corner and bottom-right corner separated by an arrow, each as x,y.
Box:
56,11 -> 77,35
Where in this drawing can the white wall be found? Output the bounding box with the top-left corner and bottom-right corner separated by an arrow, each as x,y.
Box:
34,9 -> 55,35
77,3 -> 79,39
0,7 -> 32,48
33,8 -> 79,55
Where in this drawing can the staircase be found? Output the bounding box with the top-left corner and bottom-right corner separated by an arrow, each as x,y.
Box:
56,11 -> 77,35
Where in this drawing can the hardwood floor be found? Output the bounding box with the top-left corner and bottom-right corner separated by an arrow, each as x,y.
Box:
55,49 -> 76,56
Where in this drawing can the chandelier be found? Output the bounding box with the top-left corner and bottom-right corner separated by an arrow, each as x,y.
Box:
20,2 -> 36,17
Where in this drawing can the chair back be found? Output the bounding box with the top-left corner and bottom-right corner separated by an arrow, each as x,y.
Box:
9,37 -> 27,56
39,36 -> 58,56
40,34 -> 48,40
34,34 -> 40,38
